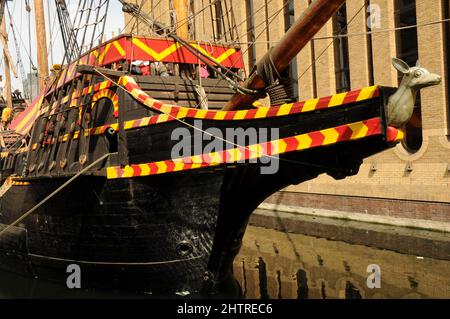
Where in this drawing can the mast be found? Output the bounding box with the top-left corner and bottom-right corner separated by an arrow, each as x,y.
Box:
173,0 -> 189,39
1,15 -> 12,109
33,0 -> 49,90
223,0 -> 346,111
0,0 -> 5,28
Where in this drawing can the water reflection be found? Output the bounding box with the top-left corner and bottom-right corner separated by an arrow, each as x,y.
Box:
0,270 -> 145,299
233,225 -> 450,299
0,224 -> 449,299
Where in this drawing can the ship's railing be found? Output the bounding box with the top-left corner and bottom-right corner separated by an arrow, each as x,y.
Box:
45,34 -> 244,98
0,130 -> 25,154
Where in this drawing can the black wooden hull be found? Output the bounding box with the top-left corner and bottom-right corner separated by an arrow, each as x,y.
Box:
0,72 -> 401,297
0,133 -> 392,297
0,172 -> 230,295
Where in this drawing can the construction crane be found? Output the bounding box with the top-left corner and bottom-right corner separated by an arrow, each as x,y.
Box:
6,4 -> 30,100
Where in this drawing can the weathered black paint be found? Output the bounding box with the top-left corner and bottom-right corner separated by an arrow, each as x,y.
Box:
0,74 -> 398,296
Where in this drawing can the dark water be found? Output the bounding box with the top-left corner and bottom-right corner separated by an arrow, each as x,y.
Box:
0,270 -> 146,299
1,223 -> 449,299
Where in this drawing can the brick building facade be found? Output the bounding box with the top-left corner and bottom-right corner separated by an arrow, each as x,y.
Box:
275,0 -> 450,227
126,0 -> 450,228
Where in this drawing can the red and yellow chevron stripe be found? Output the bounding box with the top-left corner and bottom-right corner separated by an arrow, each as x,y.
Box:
0,147 -> 28,159
91,89 -> 119,117
64,123 -> 119,142
42,76 -> 379,126
31,122 -> 119,150
9,94 -> 44,136
46,35 -> 243,94
119,76 -> 380,125
130,37 -> 243,67
29,84 -> 387,149
5,176 -> 30,186
106,118 -> 403,179
39,81 -> 115,116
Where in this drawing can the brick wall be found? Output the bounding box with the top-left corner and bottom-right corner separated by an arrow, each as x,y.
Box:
126,0 -> 450,214
284,0 -> 450,208
265,191 -> 450,223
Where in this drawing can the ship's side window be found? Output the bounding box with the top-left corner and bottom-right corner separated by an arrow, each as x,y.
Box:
333,4 -> 351,93
91,97 -> 117,153
395,0 -> 422,153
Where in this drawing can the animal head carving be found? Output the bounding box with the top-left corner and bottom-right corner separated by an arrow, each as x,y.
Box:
387,58 -> 441,128
392,58 -> 441,90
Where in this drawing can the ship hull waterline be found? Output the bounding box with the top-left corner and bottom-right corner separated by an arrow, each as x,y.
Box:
0,133 -> 396,297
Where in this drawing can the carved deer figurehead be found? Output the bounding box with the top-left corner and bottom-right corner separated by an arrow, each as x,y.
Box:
387,58 -> 441,128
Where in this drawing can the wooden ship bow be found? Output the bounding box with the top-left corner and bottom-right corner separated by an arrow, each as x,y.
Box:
0,0 -> 406,297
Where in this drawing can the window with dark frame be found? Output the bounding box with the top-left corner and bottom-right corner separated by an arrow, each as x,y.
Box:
246,0 -> 257,70
444,0 -> 450,133
333,4 -> 351,94
284,0 -> 299,100
395,0 -> 422,153
365,1 -> 375,86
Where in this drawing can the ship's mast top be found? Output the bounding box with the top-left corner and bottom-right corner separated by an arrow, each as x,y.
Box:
173,0 -> 189,40
33,0 -> 49,91
1,13 -> 12,109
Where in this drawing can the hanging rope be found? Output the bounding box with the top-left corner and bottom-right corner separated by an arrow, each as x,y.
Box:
26,0 -> 34,99
297,1 -> 368,83
203,0 -> 295,100
0,153 -> 112,239
55,0 -> 80,62
93,69 -> 357,174
119,0 -> 261,97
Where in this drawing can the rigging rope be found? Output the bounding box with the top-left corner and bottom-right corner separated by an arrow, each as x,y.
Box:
26,0 -> 33,98
55,0 -> 80,62
315,18 -> 450,40
119,1 -> 259,96
203,0 -> 294,98
93,68 -> 356,174
0,153 -> 112,239
5,3 -> 31,100
296,0 -> 368,83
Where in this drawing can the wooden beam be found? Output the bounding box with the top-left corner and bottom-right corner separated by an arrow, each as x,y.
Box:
0,17 -> 18,79
1,16 -> 12,109
76,65 -> 126,77
33,0 -> 49,91
173,0 -> 189,39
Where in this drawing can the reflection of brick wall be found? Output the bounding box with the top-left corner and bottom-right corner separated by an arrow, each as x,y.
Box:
234,225 -> 450,299
264,192 -> 450,223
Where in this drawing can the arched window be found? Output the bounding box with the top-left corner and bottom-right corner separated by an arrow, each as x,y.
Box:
444,0 -> 450,133
284,0 -> 298,100
333,4 -> 351,93
395,0 -> 422,153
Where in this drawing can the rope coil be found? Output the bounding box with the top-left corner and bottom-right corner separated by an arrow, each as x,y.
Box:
252,48 -> 296,105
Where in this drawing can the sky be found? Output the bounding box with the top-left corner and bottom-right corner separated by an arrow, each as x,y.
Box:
1,0 -> 125,93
